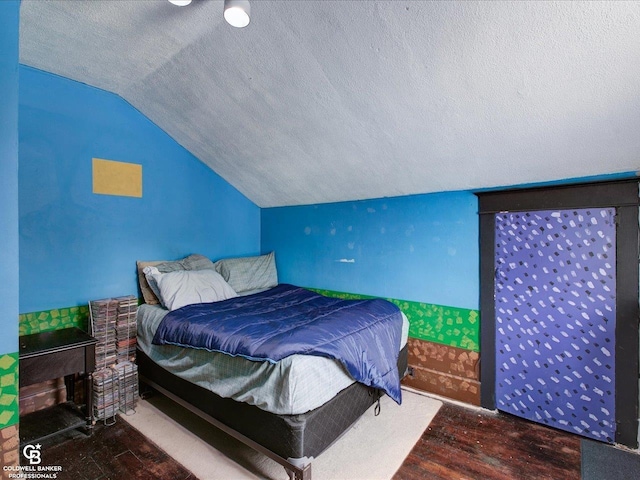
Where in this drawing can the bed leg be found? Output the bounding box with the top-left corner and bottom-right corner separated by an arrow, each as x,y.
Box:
285,463 -> 311,480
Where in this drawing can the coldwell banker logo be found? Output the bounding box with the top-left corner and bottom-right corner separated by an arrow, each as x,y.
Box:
23,443 -> 42,465
3,443 -> 63,479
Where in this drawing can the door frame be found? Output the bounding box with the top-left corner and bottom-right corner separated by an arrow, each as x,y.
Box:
477,179 -> 639,447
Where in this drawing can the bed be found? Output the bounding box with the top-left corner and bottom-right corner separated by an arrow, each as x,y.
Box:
135,253 -> 409,480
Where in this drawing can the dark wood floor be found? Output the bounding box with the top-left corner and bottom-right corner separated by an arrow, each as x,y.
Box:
394,401 -> 581,480
33,418 -> 195,480
34,399 -> 581,480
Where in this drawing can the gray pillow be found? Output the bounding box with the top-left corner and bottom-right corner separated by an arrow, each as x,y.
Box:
214,252 -> 278,294
156,254 -> 215,273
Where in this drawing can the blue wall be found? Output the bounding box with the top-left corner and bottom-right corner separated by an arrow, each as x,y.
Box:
262,191 -> 479,310
0,1 -> 20,354
19,66 -> 260,313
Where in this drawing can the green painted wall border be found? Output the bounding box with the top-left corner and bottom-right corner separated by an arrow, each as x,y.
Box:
19,305 -> 90,336
0,353 -> 19,429
311,288 -> 479,352
18,292 -> 480,351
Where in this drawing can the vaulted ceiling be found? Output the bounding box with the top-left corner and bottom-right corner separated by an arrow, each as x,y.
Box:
19,1 -> 640,207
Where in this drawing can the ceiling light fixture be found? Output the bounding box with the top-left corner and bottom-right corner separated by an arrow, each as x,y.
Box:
168,0 -> 192,6
224,0 -> 251,28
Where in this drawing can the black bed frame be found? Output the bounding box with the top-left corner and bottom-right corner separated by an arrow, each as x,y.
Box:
137,346 -> 408,480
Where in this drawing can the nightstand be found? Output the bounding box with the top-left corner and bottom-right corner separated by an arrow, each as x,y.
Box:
19,327 -> 98,446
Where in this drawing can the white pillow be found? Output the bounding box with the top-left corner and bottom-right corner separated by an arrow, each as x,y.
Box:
144,267 -> 238,311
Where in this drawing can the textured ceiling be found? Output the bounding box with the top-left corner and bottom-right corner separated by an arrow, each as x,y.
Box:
19,1 -> 640,207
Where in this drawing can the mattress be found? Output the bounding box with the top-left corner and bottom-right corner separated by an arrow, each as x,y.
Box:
137,302 -> 409,415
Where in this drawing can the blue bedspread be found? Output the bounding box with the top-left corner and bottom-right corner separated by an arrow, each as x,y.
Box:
152,284 -> 403,404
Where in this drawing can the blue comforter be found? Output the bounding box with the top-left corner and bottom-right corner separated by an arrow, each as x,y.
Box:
152,284 -> 403,404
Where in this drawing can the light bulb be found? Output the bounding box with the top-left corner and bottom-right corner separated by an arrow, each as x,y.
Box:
224,0 -> 250,28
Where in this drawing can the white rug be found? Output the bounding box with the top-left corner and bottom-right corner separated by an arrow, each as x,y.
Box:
121,389 -> 441,480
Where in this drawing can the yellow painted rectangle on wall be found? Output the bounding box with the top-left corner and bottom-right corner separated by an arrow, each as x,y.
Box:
92,158 -> 142,198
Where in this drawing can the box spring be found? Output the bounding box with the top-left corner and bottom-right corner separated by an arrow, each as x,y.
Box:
137,346 -> 408,479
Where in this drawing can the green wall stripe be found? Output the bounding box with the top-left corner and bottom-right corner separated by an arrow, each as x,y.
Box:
19,305 -> 89,336
18,292 -> 481,352
311,288 -> 479,352
0,353 -> 19,428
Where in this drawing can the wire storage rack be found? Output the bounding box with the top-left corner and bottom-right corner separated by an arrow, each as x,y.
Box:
92,367 -> 119,425
116,295 -> 138,363
114,361 -> 139,415
89,295 -> 139,424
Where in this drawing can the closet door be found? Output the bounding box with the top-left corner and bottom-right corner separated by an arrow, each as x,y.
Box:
479,180 -> 639,448
494,208 -> 616,442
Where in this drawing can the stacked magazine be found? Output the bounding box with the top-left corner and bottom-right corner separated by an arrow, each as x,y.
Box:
92,368 -> 119,422
89,298 -> 118,369
89,295 -> 140,422
114,361 -> 139,415
115,295 -> 138,363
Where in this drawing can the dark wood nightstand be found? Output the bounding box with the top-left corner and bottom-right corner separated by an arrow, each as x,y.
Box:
19,327 -> 98,446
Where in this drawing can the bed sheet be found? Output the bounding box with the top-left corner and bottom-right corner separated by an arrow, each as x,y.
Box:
137,303 -> 409,415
